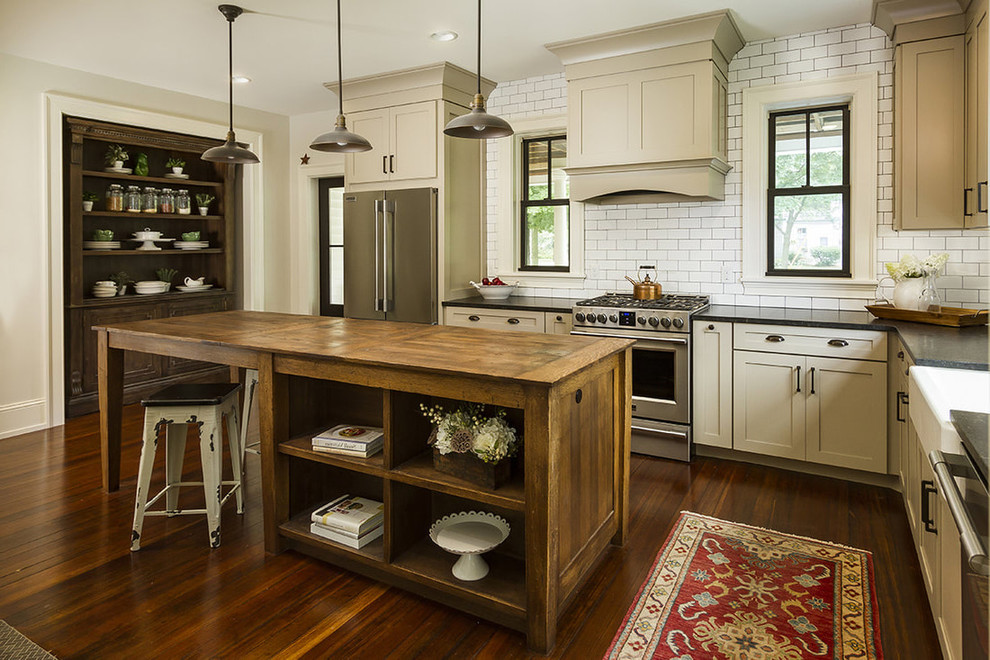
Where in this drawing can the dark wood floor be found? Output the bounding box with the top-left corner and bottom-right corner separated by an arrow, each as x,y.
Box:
0,406 -> 940,659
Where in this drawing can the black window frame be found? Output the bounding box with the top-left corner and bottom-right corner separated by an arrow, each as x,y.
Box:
767,104 -> 851,278
519,135 -> 570,273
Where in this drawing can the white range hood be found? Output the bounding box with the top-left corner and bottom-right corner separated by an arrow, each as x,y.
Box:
546,11 -> 745,204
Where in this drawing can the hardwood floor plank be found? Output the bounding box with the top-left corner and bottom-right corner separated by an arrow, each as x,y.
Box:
0,406 -> 941,658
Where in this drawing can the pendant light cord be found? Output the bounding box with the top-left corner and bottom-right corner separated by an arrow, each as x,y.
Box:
227,17 -> 234,134
476,0 -> 482,96
337,0 -> 344,116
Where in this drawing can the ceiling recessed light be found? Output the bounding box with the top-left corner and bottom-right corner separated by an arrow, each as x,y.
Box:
232,76 -> 251,84
430,31 -> 458,42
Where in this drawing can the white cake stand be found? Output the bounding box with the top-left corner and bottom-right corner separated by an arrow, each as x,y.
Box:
429,511 -> 510,581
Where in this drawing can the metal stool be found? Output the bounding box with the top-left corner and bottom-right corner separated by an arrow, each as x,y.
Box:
239,369 -> 260,466
131,383 -> 244,550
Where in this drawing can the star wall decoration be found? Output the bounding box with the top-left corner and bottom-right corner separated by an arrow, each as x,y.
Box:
300,153 -> 310,165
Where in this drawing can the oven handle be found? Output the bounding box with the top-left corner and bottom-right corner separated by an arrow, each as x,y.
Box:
571,330 -> 687,345
930,449 -> 990,576
631,425 -> 688,439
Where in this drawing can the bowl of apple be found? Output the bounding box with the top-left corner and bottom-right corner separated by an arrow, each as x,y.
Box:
469,277 -> 518,300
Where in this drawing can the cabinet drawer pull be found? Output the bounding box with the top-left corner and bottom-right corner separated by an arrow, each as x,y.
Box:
921,479 -> 938,534
809,367 -> 816,395
796,365 -> 801,393
389,154 -> 395,174
965,187 -> 974,217
979,181 -> 988,214
507,318 -> 520,325
468,315 -> 480,322
382,155 -> 388,175
765,335 -> 785,343
827,339 -> 849,348
896,391 -> 908,422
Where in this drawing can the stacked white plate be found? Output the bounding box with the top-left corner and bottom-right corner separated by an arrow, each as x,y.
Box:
134,280 -> 169,295
174,240 -> 209,250
83,240 -> 121,250
176,284 -> 214,292
92,283 -> 118,298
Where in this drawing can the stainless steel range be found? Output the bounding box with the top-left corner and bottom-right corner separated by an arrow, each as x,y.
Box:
571,293 -> 710,461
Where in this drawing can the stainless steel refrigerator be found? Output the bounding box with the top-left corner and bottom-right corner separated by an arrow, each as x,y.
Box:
342,188 -> 438,324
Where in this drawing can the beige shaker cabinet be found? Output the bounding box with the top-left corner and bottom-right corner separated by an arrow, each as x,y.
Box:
732,350 -> 806,460
692,320 -> 733,449
965,0 -> 988,227
346,100 -> 438,185
545,312 -> 573,335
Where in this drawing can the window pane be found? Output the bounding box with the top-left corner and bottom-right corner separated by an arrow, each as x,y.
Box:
774,114 -> 806,188
523,205 -> 569,268
809,109 -> 844,187
550,138 -> 568,199
327,186 -> 344,245
328,246 -> 344,304
527,140 -> 548,201
772,193 -> 844,270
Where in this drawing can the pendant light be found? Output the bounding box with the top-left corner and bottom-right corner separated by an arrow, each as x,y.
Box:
443,0 -> 513,139
202,4 -> 260,164
310,0 -> 372,153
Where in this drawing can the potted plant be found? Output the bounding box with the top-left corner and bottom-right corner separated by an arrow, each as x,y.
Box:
104,144 -> 129,169
82,191 -> 99,212
109,271 -> 133,296
165,156 -> 186,175
195,193 -> 215,216
421,403 -> 520,489
155,267 -> 179,291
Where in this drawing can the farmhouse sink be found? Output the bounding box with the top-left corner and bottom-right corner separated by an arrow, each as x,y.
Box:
910,366 -> 990,453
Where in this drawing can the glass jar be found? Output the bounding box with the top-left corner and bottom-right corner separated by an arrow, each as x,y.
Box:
125,185 -> 142,213
159,188 -> 175,214
176,189 -> 191,215
142,187 -> 158,213
918,272 -> 942,313
105,184 -> 124,212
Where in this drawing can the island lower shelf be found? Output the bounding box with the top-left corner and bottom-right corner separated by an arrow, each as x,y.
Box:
263,338 -> 630,653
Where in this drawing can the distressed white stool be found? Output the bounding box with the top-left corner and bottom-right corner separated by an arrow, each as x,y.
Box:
239,369 -> 260,466
131,383 -> 244,551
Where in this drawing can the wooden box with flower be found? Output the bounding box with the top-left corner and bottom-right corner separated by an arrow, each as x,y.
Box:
421,403 -> 520,489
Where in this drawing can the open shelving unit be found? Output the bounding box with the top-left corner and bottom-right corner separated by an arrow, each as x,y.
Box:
63,116 -> 241,416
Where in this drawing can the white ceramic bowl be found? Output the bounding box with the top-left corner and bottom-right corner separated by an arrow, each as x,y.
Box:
133,231 -> 162,240
469,281 -> 517,300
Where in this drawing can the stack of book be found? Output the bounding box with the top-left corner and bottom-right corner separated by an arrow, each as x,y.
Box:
309,494 -> 384,549
312,424 -> 383,458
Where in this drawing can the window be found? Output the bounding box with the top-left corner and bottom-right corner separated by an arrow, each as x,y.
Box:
767,104 -> 850,277
519,136 -> 569,271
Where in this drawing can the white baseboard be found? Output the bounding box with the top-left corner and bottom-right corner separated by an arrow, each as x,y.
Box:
0,398 -> 48,440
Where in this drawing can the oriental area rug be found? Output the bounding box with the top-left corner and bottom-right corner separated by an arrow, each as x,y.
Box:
606,512 -> 883,660
0,620 -> 57,659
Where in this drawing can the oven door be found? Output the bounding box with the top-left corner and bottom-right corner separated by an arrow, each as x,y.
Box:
571,329 -> 689,424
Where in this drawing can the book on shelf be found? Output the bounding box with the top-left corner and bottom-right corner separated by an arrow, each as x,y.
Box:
309,520 -> 384,549
312,434 -> 384,451
314,424 -> 383,446
311,442 -> 382,459
310,494 -> 384,535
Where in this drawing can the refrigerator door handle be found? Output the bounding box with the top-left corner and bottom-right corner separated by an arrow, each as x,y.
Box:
382,199 -> 395,313
374,200 -> 383,312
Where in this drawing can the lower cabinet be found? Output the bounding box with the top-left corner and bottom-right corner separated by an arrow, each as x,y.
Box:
65,293 -> 232,416
443,306 -> 573,336
692,321 -> 732,449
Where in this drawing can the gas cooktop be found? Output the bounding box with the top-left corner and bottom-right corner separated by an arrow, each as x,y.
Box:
571,293 -> 710,333
575,293 -> 710,311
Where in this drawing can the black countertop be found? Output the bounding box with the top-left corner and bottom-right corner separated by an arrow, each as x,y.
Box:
951,410 -> 989,485
443,295 -> 580,314
696,305 -> 988,371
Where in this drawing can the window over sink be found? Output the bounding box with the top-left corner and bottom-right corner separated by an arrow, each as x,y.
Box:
520,135 -> 570,271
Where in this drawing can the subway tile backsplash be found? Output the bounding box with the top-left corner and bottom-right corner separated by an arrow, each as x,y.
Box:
485,23 -> 988,309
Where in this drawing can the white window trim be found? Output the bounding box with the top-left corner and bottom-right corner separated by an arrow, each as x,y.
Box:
741,72 -> 878,298
495,113 -> 586,287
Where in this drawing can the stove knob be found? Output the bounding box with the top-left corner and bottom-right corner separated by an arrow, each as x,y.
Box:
609,314 -> 618,323
575,312 -> 585,323
586,314 -> 596,323
637,316 -> 646,325
672,318 -> 684,329
648,316 -> 660,327
597,313 -> 608,324
660,317 -> 672,328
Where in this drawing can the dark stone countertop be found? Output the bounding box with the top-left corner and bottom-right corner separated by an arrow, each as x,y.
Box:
442,295 -> 580,314
951,410 -> 988,485
696,305 -> 988,371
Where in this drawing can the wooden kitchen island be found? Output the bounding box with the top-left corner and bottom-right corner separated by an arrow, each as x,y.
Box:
95,311 -> 632,652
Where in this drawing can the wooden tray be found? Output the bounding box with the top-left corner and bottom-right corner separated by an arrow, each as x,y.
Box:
865,303 -> 988,327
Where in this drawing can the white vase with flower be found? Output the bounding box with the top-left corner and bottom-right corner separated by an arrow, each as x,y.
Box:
885,253 -> 949,310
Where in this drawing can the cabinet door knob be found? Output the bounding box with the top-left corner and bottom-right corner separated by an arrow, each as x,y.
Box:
468,315 -> 480,322
556,315 -> 563,321
507,318 -> 520,325
827,339 -> 849,348
897,350 -> 904,359
707,324 -> 715,331
765,335 -> 785,343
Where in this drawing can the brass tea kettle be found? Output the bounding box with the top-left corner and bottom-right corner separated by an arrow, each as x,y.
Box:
625,267 -> 662,300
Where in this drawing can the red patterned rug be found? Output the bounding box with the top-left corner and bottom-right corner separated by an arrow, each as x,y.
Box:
606,512 -> 883,659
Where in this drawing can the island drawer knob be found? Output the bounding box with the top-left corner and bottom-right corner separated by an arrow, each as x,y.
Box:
827,339 -> 849,348
765,335 -> 785,342
507,318 -> 520,325
468,315 -> 480,322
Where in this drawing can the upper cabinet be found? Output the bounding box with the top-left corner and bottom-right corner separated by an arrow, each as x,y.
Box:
347,101 -> 437,185
877,0 -> 989,229
547,11 -> 743,203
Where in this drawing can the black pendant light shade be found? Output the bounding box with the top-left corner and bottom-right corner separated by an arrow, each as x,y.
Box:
443,0 -> 512,139
203,4 -> 260,164
310,0 -> 372,153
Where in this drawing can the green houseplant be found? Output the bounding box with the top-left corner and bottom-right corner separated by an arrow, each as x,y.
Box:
109,271 -> 133,296
165,156 -> 186,175
155,267 -> 179,291
104,144 -> 128,168
195,193 -> 215,216
82,191 -> 99,211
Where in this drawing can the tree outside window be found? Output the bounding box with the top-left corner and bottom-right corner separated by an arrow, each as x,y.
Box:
520,136 -> 569,271
767,105 -> 850,276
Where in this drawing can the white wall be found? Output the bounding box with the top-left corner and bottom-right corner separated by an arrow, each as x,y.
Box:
287,109 -> 345,315
486,23 -> 989,310
0,52 -> 290,438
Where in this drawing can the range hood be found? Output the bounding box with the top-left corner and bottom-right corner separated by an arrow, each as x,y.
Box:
546,11 -> 745,204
